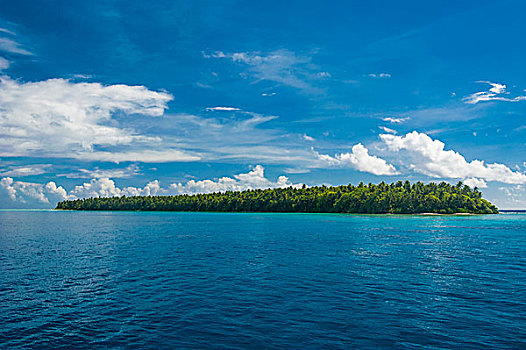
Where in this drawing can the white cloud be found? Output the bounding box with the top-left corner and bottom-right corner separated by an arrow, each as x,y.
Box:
0,76 -> 192,162
0,37 -> 314,166
1,165 -> 302,207
69,178 -> 163,198
0,177 -> 67,204
0,36 -> 326,166
0,164 -> 52,177
379,126 -> 397,134
381,131 -> 526,184
123,180 -> 162,197
170,165 -> 300,194
463,81 -> 526,104
206,106 -> 241,111
303,134 -> 315,141
69,178 -> 124,198
314,144 -> 399,175
382,117 -> 409,124
464,178 -> 487,188
261,92 -> 276,97
487,82 -> 506,94
368,73 -> 391,78
0,177 -> 16,200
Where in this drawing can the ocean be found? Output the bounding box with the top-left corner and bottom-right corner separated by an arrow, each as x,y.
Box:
1,210 -> 525,349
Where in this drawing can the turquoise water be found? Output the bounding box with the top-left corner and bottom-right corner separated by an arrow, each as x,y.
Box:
1,211 -> 525,349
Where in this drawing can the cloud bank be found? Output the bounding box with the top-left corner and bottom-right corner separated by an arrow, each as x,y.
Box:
169,165 -> 298,194
0,177 -> 67,205
1,165 -> 301,208
381,131 -> 526,184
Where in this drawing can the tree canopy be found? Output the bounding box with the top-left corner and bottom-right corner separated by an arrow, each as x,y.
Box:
56,181 -> 498,214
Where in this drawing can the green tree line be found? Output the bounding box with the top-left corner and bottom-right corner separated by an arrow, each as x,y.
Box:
56,181 -> 498,214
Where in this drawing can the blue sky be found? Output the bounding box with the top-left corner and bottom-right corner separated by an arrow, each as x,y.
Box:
0,0 -> 525,209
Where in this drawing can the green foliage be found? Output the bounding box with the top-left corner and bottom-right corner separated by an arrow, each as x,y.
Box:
55,181 -> 499,214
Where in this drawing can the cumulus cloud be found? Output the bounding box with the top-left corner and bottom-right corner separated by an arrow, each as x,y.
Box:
0,177 -> 67,205
68,165 -> 299,199
68,178 -> 123,198
69,178 -> 163,198
464,178 -> 488,188
1,165 -> 302,207
0,76 -> 193,162
463,81 -> 526,104
170,165 -> 299,194
314,144 -> 399,176
381,131 -> 526,184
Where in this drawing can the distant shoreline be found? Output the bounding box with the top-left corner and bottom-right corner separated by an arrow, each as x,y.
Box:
52,209 -> 496,215
4,209 -> 521,215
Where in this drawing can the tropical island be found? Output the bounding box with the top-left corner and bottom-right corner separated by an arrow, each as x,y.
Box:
56,180 -> 498,214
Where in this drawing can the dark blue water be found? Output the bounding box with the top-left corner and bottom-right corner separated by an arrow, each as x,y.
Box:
1,211 -> 525,349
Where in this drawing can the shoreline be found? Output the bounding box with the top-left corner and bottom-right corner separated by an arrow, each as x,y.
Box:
49,209 -> 498,215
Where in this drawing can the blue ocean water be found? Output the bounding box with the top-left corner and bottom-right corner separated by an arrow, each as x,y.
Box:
0,211 -> 525,349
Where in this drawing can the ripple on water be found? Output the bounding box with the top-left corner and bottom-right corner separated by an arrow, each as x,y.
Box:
0,211 -> 525,349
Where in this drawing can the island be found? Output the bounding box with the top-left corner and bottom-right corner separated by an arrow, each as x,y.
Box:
56,181 -> 498,214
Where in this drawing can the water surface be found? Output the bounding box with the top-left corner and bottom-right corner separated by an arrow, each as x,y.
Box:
1,211 -> 525,349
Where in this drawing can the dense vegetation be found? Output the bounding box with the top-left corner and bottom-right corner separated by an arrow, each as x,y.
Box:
56,181 -> 498,214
